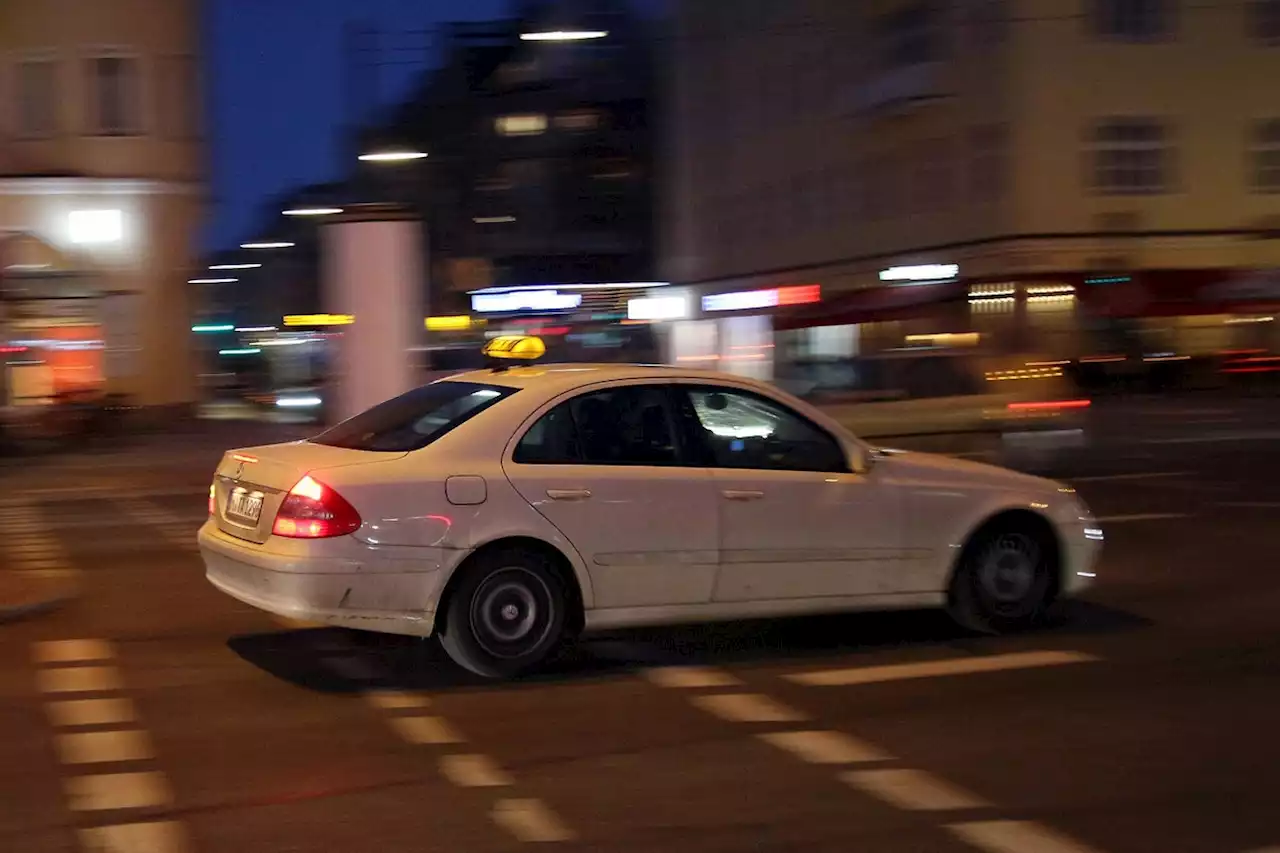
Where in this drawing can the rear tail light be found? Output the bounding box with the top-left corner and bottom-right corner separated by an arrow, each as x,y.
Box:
271,474 -> 362,539
208,484 -> 216,516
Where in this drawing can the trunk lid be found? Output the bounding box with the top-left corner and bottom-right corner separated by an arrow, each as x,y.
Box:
211,441 -> 405,544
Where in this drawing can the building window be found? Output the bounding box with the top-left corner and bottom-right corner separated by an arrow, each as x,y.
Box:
970,123 -> 1008,202
87,56 -> 143,136
879,3 -> 943,69
1090,0 -> 1174,41
158,55 -> 199,138
495,113 -> 547,136
1090,118 -> 1170,195
1251,0 -> 1280,44
15,59 -> 57,138
554,109 -> 601,132
1252,119 -> 1280,193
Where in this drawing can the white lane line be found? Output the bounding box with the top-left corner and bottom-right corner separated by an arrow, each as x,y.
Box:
1068,471 -> 1192,483
691,693 -> 809,723
47,698 -> 138,728
388,715 -> 464,745
949,819 -> 1107,853
37,666 -> 124,695
33,639 -> 115,664
1092,513 -> 1191,523
365,690 -> 431,710
645,666 -> 744,689
56,730 -> 154,765
491,798 -> 576,843
758,730 -> 893,765
787,650 -> 1098,688
842,768 -> 990,811
439,754 -> 514,788
79,820 -> 192,853
65,771 -> 174,811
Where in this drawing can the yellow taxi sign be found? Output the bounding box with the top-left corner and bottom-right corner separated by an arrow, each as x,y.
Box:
482,334 -> 546,361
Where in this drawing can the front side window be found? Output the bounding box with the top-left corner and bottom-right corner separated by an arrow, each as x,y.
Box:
312,381 -> 517,452
678,386 -> 849,473
1091,0 -> 1173,41
16,59 -> 57,138
1090,118 -> 1170,195
88,56 -> 142,136
513,385 -> 680,466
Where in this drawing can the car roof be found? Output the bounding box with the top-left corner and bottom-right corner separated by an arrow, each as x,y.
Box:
440,363 -> 750,396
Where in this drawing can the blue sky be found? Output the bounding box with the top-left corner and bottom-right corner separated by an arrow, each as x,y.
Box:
202,0 -> 513,253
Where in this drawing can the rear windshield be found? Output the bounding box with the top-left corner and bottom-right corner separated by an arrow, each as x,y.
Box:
311,381 -> 518,452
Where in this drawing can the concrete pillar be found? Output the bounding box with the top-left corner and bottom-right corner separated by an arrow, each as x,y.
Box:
320,207 -> 426,425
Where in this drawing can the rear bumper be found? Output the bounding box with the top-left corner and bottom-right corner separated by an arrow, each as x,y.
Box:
198,521 -> 444,636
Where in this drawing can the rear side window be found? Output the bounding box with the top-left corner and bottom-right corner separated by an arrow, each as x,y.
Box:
312,381 -> 517,452
513,384 -> 681,466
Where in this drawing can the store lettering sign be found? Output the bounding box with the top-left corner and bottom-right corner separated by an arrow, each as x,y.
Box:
701,284 -> 821,313
879,264 -> 959,283
471,290 -> 582,313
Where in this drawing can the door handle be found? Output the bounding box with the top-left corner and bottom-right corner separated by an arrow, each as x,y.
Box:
721,489 -> 764,501
546,488 -> 592,501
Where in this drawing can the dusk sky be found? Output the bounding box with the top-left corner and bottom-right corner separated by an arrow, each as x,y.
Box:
202,0 -> 513,253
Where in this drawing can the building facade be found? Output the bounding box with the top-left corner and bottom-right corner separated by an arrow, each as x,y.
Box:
0,0 -> 204,408
663,0 -> 1280,373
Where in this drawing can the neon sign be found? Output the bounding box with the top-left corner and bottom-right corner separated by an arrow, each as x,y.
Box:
472,290 -> 583,313
879,264 -> 959,282
701,285 -> 821,313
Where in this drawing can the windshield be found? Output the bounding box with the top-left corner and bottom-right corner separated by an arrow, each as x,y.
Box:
310,381 -> 518,452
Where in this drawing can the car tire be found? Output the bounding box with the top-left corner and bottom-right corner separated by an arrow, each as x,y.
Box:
438,548 -> 568,679
947,520 -> 1056,634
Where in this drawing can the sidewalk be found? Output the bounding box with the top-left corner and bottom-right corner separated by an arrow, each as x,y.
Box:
0,572 -> 77,624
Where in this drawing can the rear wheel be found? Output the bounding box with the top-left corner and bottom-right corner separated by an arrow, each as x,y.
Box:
947,521 -> 1056,634
438,548 -> 567,679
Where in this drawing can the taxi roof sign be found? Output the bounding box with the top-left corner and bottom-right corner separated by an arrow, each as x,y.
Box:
482,334 -> 546,363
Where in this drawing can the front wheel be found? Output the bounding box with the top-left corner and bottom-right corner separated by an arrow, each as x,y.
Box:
947,523 -> 1056,634
438,549 -> 567,679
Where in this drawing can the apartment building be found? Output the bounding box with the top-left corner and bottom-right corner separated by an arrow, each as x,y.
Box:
0,0 -> 204,408
662,0 -> 1280,367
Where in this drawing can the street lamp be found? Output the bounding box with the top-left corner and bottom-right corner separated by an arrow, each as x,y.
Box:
241,241 -> 296,250
520,29 -> 608,41
358,149 -> 428,163
283,206 -> 344,217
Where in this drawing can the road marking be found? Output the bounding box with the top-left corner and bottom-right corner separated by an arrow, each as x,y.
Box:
439,754 -> 514,788
388,715 -> 464,745
691,693 -> 809,723
366,690 -> 431,710
787,650 -> 1098,687
79,821 -> 191,853
1068,471 -> 1192,483
758,730 -> 893,765
491,798 -> 576,843
56,730 -> 154,764
948,820 -> 1107,853
1092,513 -> 1191,523
47,698 -> 138,728
33,639 -> 115,664
645,666 -> 744,689
37,666 -> 124,694
65,771 -> 173,811
842,768 -> 990,811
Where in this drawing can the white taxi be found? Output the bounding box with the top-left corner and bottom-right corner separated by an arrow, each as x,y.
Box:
199,335 -> 1102,678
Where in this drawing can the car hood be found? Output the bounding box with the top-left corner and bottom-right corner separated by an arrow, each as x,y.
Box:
870,446 -> 1059,494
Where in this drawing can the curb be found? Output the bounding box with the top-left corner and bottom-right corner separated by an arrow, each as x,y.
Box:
0,575 -> 79,625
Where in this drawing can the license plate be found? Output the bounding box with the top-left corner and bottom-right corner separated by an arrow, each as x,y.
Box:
226,487 -> 264,524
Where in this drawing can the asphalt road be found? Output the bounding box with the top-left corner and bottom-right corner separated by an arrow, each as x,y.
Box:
2,395 -> 1280,853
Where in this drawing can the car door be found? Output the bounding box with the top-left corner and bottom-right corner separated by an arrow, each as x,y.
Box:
501,382 -> 719,611
672,383 -> 906,603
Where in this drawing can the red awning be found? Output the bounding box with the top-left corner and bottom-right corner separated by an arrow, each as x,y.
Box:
774,281 -> 966,330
